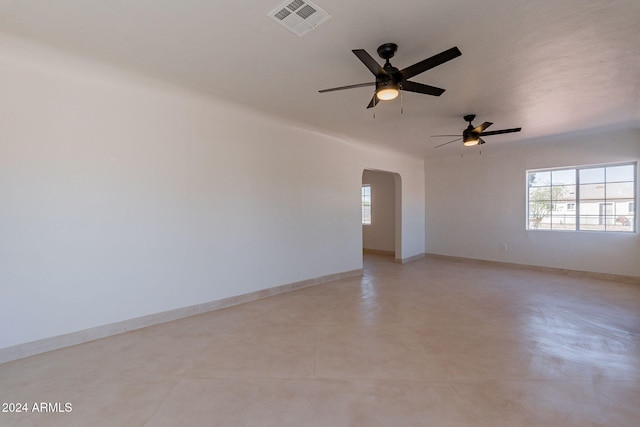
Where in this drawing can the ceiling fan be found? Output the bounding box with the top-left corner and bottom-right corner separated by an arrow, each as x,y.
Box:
433,115 -> 522,148
319,43 -> 461,109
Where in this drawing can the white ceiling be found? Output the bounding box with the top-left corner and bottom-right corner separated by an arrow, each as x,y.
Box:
1,0 -> 639,157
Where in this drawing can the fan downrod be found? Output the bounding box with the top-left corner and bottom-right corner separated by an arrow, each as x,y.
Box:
377,43 -> 398,61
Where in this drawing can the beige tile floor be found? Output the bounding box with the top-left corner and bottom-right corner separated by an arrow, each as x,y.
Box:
1,254 -> 640,426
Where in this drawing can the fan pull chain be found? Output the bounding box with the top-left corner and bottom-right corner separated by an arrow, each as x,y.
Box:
400,87 -> 404,115
373,90 -> 376,119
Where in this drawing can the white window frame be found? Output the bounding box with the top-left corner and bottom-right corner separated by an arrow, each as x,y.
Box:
526,162 -> 637,233
362,184 -> 371,225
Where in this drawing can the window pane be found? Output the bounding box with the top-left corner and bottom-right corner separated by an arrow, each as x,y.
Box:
555,215 -> 576,230
529,186 -> 550,200
552,184 -> 576,201
362,185 -> 371,225
529,215 -> 551,229
579,196 -> 601,229
362,210 -> 371,224
580,200 -> 603,230
612,210 -> 633,229
606,164 -> 634,182
608,164 -> 635,232
579,183 -> 605,201
606,181 -> 634,199
579,167 -> 604,184
580,201 -> 613,231
551,169 -> 576,185
529,171 -> 551,187
551,190 -> 577,230
528,186 -> 552,229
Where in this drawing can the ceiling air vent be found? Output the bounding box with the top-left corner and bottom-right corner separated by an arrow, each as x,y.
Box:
268,0 -> 330,37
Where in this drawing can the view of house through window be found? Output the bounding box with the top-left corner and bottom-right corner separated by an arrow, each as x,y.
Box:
362,185 -> 371,225
527,163 -> 636,232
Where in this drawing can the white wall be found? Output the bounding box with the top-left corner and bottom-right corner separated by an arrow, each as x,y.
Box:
425,128 -> 640,277
0,35 -> 425,350
362,170 -> 396,253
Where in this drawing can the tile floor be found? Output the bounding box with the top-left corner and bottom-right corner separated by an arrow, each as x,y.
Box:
1,255 -> 639,426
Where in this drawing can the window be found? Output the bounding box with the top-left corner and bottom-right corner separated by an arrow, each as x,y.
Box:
362,185 -> 371,225
527,162 -> 636,232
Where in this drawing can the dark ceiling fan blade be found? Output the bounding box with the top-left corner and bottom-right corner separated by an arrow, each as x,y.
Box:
472,121 -> 493,134
400,46 -> 462,80
479,127 -> 522,136
434,137 -> 462,148
319,82 -> 375,93
366,95 -> 380,109
401,80 -> 445,96
352,49 -> 387,77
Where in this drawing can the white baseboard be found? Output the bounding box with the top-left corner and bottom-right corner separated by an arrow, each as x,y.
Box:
0,268 -> 363,365
424,253 -> 640,285
361,248 -> 426,264
394,253 -> 425,264
362,248 -> 395,256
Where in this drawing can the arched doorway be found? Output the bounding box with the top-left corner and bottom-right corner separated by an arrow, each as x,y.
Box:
362,169 -> 401,261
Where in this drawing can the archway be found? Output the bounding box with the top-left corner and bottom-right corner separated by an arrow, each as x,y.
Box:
361,169 -> 402,261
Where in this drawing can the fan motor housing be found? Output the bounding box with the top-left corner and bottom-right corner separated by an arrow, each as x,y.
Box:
377,43 -> 398,60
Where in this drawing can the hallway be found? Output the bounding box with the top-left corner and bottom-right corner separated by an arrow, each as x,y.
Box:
1,255 -> 639,426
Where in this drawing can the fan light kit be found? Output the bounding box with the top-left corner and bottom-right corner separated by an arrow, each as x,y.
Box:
463,135 -> 480,146
376,82 -> 399,100
319,43 -> 461,109
433,115 -> 522,149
